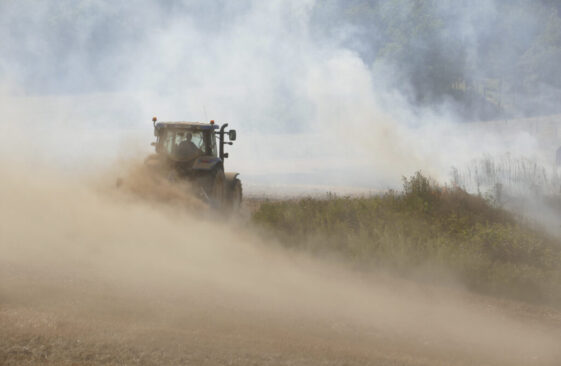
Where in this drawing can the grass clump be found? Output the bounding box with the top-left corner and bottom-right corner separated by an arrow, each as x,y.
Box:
252,172 -> 561,305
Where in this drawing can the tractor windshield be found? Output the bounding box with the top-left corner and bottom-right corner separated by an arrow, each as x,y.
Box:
160,129 -> 207,161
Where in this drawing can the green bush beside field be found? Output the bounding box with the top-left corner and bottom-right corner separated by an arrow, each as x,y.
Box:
252,172 -> 561,305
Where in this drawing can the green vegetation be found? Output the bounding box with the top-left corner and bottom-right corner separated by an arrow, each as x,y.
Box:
252,172 -> 561,305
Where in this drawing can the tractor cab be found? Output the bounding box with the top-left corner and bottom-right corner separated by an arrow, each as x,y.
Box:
154,122 -> 219,163
152,119 -> 236,166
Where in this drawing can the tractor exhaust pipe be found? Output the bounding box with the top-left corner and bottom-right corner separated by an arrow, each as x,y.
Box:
219,123 -> 229,160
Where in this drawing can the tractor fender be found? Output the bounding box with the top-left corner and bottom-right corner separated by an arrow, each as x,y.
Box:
225,172 -> 240,187
192,156 -> 222,170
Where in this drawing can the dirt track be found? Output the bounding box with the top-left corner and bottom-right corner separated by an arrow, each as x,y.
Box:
1,168 -> 561,366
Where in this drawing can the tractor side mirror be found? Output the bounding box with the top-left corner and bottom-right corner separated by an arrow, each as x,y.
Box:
228,129 -> 237,141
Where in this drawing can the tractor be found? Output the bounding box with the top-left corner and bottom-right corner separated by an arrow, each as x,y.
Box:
144,117 -> 242,209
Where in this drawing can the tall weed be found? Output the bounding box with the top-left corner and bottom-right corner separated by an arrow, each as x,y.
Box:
253,172 -> 561,305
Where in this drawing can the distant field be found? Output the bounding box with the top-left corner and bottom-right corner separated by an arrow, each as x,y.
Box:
251,172 -> 561,306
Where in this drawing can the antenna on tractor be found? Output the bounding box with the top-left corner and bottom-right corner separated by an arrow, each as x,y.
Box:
203,105 -> 208,122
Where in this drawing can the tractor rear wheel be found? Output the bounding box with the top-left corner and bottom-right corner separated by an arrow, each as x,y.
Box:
210,168 -> 226,208
228,178 -> 242,211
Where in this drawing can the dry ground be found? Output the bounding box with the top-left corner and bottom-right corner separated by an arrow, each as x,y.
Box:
2,259 -> 561,366
2,168 -> 561,366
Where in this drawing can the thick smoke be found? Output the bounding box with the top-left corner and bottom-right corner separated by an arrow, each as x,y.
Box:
2,0 -> 560,192
313,1 -> 561,119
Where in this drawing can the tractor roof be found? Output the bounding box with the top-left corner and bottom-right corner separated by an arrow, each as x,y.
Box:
155,121 -> 219,130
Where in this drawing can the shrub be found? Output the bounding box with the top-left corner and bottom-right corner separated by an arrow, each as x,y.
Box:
252,172 -> 561,306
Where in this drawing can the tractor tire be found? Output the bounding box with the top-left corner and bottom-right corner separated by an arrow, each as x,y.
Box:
228,178 -> 243,211
210,168 -> 226,208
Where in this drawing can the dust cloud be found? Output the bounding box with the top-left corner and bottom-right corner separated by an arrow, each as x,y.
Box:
2,1 -> 561,364
1,162 -> 560,365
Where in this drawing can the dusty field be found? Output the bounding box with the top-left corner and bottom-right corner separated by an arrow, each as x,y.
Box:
1,167 -> 561,366
2,260 -> 561,366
